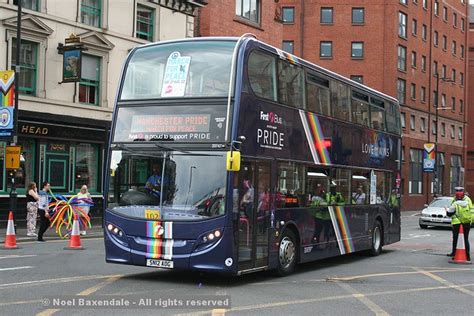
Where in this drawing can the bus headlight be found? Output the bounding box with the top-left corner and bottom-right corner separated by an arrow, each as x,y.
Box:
195,229 -> 223,252
106,223 -> 127,245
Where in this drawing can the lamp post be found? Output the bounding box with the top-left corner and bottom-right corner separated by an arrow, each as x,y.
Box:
433,73 -> 454,196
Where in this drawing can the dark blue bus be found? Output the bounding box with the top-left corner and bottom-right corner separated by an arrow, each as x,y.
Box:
104,36 -> 401,276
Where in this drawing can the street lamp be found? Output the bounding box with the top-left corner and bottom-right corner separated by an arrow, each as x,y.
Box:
433,73 -> 454,196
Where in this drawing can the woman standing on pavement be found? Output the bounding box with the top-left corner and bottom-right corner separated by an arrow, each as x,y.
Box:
26,182 -> 39,237
77,185 -> 91,235
37,181 -> 51,242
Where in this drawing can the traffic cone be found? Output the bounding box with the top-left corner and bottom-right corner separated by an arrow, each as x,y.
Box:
449,225 -> 471,264
64,214 -> 84,250
3,212 -> 18,249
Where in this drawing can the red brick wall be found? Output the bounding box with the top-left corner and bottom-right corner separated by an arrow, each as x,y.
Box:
196,0 -> 283,47
466,26 -> 474,196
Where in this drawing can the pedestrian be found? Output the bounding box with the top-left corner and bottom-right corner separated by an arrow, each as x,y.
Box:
26,182 -> 39,237
37,181 -> 51,242
446,190 -> 472,261
77,185 -> 91,236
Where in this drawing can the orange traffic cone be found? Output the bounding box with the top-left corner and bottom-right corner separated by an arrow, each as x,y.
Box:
450,225 -> 471,264
3,212 -> 18,249
64,214 -> 84,250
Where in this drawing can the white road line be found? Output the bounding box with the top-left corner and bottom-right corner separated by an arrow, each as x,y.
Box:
0,274 -> 123,289
0,255 -> 37,260
0,266 -> 33,272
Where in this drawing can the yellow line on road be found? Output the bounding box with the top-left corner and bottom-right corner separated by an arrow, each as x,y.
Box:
211,309 -> 226,316
36,309 -> 60,316
336,281 -> 389,316
414,268 -> 474,297
327,268 -> 473,281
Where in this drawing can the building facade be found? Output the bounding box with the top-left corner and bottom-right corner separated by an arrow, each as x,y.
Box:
279,0 -> 469,210
467,4 -> 474,196
0,0 -> 205,221
197,0 -> 469,210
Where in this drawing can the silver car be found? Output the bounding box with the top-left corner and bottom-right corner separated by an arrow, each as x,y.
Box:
419,197 -> 453,228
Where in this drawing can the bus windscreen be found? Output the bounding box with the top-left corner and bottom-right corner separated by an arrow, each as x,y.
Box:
120,40 -> 236,100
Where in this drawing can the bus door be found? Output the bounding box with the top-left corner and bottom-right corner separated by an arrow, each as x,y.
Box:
236,160 -> 271,271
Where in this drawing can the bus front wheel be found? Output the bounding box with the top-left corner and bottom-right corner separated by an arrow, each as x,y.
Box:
276,229 -> 297,276
369,220 -> 383,256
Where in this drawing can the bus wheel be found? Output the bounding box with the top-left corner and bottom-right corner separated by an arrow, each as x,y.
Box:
276,229 -> 297,276
369,220 -> 383,256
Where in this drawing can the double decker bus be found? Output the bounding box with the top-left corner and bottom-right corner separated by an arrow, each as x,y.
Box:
104,36 -> 401,276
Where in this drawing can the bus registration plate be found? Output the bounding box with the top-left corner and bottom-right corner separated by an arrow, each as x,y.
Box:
144,209 -> 161,220
147,259 -> 174,269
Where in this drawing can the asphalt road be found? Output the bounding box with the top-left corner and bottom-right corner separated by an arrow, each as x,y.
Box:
0,212 -> 473,316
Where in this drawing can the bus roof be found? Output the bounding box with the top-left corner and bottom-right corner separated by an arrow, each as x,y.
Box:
130,36 -> 398,105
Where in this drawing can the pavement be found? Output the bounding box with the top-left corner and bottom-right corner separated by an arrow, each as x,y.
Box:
0,217 -> 104,243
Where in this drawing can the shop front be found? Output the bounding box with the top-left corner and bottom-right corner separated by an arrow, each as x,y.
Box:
0,110 -> 109,222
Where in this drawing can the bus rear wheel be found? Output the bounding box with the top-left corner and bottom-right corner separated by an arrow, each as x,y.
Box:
276,229 -> 297,276
369,220 -> 383,256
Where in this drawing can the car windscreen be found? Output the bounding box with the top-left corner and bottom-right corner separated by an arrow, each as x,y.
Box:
429,199 -> 451,208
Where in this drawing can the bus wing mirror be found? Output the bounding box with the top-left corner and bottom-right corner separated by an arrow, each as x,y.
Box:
226,151 -> 241,172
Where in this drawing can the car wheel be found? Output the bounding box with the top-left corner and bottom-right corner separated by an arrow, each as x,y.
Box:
369,220 -> 383,256
419,224 -> 428,229
276,229 -> 297,276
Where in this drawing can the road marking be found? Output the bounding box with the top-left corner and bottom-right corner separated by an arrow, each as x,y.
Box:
414,268 -> 474,297
177,282 -> 474,315
0,266 -> 33,272
0,255 -> 37,260
18,237 -> 103,245
0,274 -> 123,290
211,309 -> 226,316
37,275 -> 123,316
326,268 -> 473,281
336,281 -> 389,316
0,299 -> 42,307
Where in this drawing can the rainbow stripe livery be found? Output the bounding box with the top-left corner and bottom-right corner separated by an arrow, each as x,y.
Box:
146,221 -> 173,259
299,110 -> 332,165
328,206 -> 355,255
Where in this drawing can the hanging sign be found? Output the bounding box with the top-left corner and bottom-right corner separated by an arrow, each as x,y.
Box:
0,70 -> 15,138
423,143 -> 435,173
62,48 -> 82,83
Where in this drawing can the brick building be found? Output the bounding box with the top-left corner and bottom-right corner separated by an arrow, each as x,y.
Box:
467,4 -> 474,196
197,0 -> 469,210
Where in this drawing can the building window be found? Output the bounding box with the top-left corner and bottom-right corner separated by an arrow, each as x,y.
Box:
350,75 -> 363,84
442,35 -> 447,50
433,31 -> 438,46
451,97 -> 456,112
399,12 -> 407,38
410,83 -> 416,100
441,122 -> 446,136
412,19 -> 417,35
81,0 -> 102,27
452,69 -> 456,82
422,0 -> 427,9
282,41 -> 294,54
400,0 -> 407,4
441,64 -> 446,78
410,115 -> 415,130
401,112 -> 406,128
458,127 -> 463,140
420,117 -> 426,132
13,0 -> 38,11
432,120 -> 437,135
352,8 -> 364,24
320,7 -> 333,24
75,143 -> 99,192
79,54 -> 100,105
461,18 -> 465,32
443,6 -> 448,21
397,79 -> 406,104
460,72 -> 464,86
282,7 -> 295,24
460,100 -> 463,113
409,149 -> 423,194
320,41 -> 332,58
434,152 -> 445,194
452,41 -> 456,55
421,86 -> 426,102
422,24 -> 427,41
351,42 -> 364,58
450,125 -> 455,139
450,155 -> 462,195
434,0 -> 439,15
11,39 -> 37,96
441,93 -> 446,107
433,60 -> 438,75
460,45 -> 464,58
411,51 -> 417,68
453,12 -> 457,27
236,0 -> 260,24
421,55 -> 426,72
136,5 -> 154,41
398,45 -> 406,71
